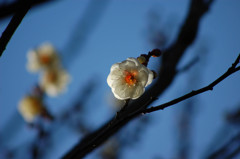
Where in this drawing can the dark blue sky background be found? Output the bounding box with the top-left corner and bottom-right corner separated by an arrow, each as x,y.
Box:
1,0 -> 240,158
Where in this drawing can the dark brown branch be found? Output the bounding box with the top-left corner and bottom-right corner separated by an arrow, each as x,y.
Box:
0,1 -> 32,57
144,54 -> 240,113
0,0 -> 51,19
62,0 -> 214,158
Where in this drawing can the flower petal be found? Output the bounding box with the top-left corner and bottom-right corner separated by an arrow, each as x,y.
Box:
146,70 -> 154,86
137,70 -> 148,86
127,57 -> 141,67
113,84 -> 129,100
110,69 -> 124,80
40,68 -> 70,97
119,60 -> 136,70
110,63 -> 120,71
132,85 -> 144,99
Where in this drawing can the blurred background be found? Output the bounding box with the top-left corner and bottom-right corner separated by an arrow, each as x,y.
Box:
1,0 -> 240,159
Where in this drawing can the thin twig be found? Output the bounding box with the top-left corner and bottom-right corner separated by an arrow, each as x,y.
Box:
143,54 -> 240,114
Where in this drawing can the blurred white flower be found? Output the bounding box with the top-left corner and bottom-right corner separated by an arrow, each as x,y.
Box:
40,68 -> 70,97
107,58 -> 154,100
101,138 -> 119,159
18,96 -> 44,123
26,43 -> 59,72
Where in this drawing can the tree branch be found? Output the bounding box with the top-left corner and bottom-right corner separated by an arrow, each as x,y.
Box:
62,0 -> 215,158
144,54 -> 240,113
0,1 -> 32,57
177,56 -> 199,73
0,0 -> 51,19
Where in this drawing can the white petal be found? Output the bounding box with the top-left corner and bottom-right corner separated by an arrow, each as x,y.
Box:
27,50 -> 37,60
26,50 -> 40,72
107,75 -> 114,87
137,70 -> 148,86
119,60 -> 136,70
113,84 -> 132,100
39,43 -> 55,55
45,85 -> 59,97
110,69 -> 124,80
146,70 -> 154,86
132,85 -> 144,99
27,63 -> 40,72
110,63 -> 120,71
107,74 -> 123,87
137,63 -> 149,74
111,80 -> 125,90
126,57 -> 141,67
40,68 -> 70,97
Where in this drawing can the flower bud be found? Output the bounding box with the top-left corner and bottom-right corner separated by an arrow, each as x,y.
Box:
137,56 -> 147,64
149,49 -> 162,57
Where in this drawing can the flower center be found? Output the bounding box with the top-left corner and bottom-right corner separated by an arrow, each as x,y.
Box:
46,71 -> 58,83
125,71 -> 137,85
39,54 -> 51,65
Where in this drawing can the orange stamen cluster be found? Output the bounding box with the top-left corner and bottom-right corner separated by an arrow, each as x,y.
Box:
125,71 -> 137,85
39,54 -> 51,65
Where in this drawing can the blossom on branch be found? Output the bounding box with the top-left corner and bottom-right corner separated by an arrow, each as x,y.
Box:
26,43 -> 59,72
40,68 -> 70,97
18,96 -> 45,123
107,58 -> 154,100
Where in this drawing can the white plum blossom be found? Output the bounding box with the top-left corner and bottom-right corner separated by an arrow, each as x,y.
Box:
40,68 -> 70,97
18,96 -> 45,123
107,58 -> 154,100
26,43 -> 59,72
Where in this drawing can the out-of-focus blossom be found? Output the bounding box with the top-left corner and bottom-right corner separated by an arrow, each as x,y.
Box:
26,43 -> 59,72
40,68 -> 70,97
100,138 -> 119,159
18,96 -> 45,123
107,58 -> 154,100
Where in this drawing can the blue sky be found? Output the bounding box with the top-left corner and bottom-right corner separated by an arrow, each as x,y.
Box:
1,0 -> 240,159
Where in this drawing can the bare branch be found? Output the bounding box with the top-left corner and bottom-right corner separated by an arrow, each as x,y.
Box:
177,56 -> 199,73
0,0 -> 52,19
62,0 -> 215,158
144,54 -> 240,113
0,1 -> 31,57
